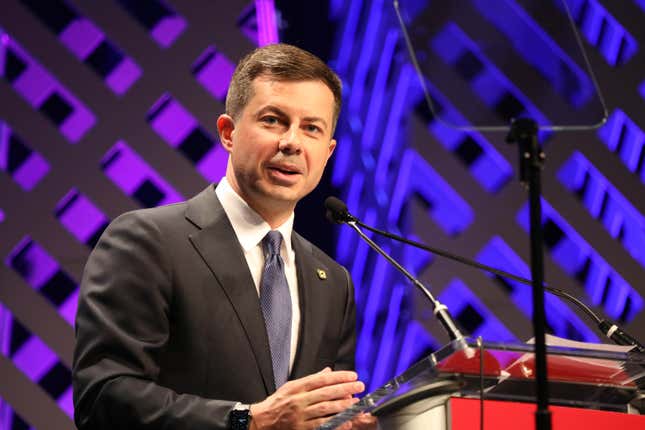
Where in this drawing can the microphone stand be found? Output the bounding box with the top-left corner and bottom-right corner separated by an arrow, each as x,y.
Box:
353,218 -> 645,352
507,118 -> 551,430
345,220 -> 468,349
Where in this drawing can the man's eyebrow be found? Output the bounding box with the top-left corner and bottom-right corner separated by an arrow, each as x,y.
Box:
256,105 -> 288,118
256,106 -> 329,131
302,116 -> 329,131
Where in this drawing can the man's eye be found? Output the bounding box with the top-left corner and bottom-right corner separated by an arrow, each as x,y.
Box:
262,116 -> 279,125
306,124 -> 321,133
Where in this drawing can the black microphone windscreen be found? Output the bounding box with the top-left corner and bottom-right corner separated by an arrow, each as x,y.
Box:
325,210 -> 340,224
324,196 -> 347,213
324,196 -> 349,224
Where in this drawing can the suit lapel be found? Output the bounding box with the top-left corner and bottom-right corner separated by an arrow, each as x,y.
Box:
291,233 -> 329,378
185,186 -> 275,394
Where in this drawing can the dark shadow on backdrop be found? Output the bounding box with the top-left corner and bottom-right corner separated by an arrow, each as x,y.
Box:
276,0 -> 340,257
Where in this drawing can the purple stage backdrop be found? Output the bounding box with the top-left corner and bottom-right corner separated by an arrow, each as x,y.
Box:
1,0 -> 645,428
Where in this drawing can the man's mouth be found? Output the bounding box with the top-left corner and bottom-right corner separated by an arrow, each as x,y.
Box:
266,163 -> 304,186
268,165 -> 301,176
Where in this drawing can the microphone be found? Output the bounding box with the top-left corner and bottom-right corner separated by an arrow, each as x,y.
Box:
324,197 -> 467,346
324,196 -> 356,224
325,197 -> 645,353
598,321 -> 645,352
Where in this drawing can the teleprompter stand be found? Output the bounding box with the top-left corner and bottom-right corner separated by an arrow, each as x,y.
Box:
506,118 -> 551,430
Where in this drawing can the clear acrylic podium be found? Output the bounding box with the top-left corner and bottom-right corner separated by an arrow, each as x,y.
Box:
319,338 -> 645,429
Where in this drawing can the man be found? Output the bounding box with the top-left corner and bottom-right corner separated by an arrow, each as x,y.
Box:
72,44 -> 370,429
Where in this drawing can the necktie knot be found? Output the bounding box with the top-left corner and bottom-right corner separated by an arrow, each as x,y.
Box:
263,230 -> 283,257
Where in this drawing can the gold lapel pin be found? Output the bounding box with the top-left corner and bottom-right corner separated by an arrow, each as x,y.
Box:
316,268 -> 327,280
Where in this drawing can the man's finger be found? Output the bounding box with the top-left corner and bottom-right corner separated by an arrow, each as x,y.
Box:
351,413 -> 378,430
303,397 -> 359,420
280,370 -> 358,394
304,380 -> 365,406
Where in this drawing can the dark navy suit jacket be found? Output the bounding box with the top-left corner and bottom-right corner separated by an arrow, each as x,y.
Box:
72,185 -> 356,429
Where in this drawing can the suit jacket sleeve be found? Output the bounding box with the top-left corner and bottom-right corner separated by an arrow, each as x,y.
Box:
72,211 -> 236,429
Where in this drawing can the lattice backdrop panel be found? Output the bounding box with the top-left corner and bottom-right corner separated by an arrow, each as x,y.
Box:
1,0 -> 644,428
329,0 -> 645,391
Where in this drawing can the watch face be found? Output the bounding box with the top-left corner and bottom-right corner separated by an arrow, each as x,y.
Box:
230,408 -> 251,430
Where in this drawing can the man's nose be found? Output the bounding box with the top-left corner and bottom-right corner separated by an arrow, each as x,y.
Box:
278,126 -> 302,153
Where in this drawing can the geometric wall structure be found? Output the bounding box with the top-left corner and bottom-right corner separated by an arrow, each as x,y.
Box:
0,1 -> 275,427
327,0 -> 645,391
1,0 -> 644,427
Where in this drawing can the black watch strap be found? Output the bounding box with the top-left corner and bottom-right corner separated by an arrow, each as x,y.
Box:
229,404 -> 252,430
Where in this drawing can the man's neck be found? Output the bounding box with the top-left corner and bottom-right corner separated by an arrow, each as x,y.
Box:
247,200 -> 294,230
223,175 -> 295,229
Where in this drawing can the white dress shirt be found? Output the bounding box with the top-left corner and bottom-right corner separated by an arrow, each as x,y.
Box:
215,178 -> 300,372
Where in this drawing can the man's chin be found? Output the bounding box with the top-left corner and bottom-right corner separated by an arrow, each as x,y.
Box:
256,185 -> 304,206
266,190 -> 302,205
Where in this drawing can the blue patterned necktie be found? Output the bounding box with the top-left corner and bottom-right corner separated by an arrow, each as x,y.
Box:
260,230 -> 292,388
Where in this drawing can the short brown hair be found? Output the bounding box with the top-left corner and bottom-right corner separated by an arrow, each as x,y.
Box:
226,43 -> 342,131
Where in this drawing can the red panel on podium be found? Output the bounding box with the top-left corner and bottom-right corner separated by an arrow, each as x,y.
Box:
450,397 -> 645,429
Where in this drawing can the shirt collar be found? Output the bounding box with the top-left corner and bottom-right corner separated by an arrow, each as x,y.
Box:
215,177 -> 294,253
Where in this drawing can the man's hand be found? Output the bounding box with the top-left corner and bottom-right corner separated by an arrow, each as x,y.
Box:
250,368 -> 365,430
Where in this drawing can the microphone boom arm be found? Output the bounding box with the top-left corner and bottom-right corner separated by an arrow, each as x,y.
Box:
323,195 -> 644,352
354,219 -> 645,352
347,221 -> 467,345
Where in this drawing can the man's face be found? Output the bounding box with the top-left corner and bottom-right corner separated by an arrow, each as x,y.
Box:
218,76 -> 337,218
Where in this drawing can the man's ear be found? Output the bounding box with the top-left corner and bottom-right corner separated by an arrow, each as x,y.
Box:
327,138 -> 337,159
217,114 -> 235,153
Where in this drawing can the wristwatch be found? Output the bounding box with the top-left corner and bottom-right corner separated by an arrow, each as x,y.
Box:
229,403 -> 252,430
